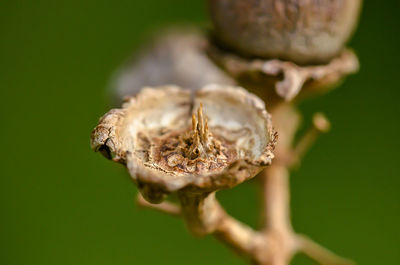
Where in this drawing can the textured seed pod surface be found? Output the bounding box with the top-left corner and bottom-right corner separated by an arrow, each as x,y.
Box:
208,0 -> 362,64
91,85 -> 276,203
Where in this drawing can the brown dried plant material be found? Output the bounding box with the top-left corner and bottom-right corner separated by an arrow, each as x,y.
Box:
91,85 -> 276,203
113,28 -> 234,101
207,44 -> 359,101
91,3 -> 362,264
208,0 -> 362,64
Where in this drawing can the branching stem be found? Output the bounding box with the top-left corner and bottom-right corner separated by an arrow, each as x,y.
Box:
291,113 -> 331,167
136,106 -> 352,265
296,235 -> 356,265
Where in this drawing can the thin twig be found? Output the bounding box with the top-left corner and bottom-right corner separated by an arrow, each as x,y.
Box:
262,165 -> 292,233
291,113 -> 331,167
296,235 -> 356,265
214,213 -> 266,258
136,193 -> 181,217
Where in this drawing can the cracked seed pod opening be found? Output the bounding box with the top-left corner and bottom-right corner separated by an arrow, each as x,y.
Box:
91,85 -> 276,203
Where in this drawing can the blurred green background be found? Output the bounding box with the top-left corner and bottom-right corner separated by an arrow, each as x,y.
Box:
1,1 -> 399,264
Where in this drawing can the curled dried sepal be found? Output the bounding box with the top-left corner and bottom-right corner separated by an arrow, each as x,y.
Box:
91,85 -> 276,203
207,44 -> 359,101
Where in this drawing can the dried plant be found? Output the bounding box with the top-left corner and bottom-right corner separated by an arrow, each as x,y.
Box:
91,1 -> 362,264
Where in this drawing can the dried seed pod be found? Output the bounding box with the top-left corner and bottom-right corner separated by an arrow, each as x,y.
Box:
208,0 -> 362,64
112,28 -> 234,101
91,85 -> 276,203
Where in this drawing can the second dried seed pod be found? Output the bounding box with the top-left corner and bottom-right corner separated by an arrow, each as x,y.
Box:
208,0 -> 362,64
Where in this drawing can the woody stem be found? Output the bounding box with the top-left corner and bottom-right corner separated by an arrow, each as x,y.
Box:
262,165 -> 292,234
177,191 -> 266,258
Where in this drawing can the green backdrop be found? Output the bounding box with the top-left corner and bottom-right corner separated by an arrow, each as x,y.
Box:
1,1 -> 399,264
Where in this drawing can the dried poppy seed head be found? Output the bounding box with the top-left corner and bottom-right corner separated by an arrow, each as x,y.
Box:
91,85 -> 276,203
208,0 -> 362,64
